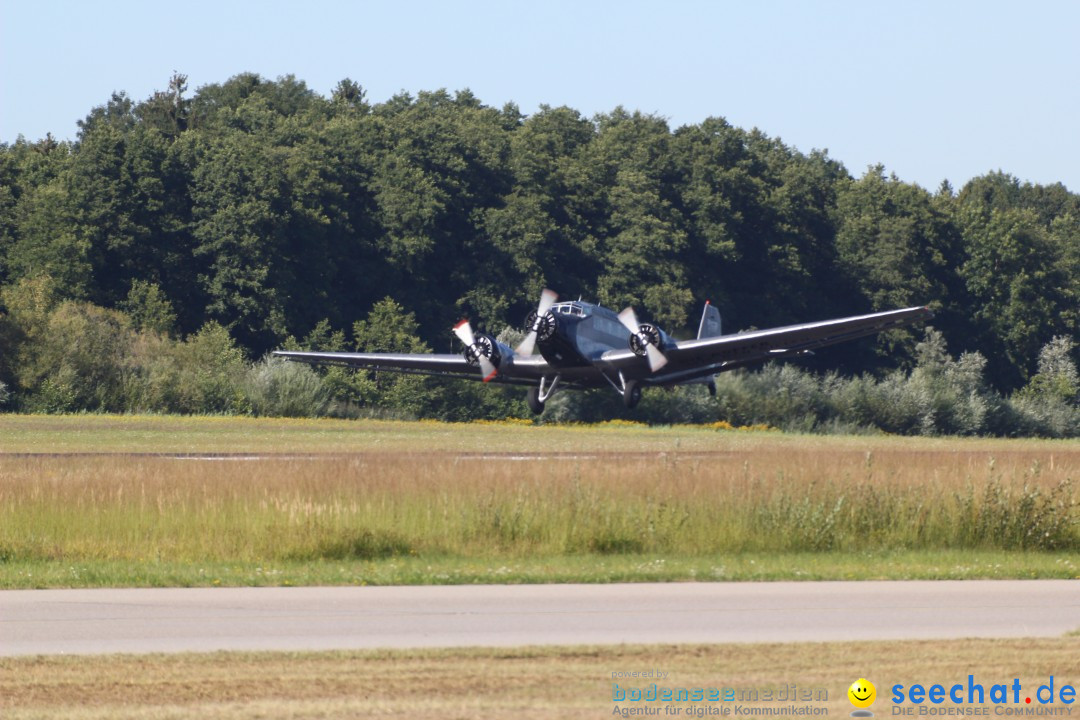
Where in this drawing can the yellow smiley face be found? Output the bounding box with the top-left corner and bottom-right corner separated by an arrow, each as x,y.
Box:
848,678 -> 876,708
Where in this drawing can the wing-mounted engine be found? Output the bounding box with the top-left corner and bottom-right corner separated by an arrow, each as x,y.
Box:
462,331 -> 502,369
453,320 -> 503,382
618,308 -> 670,372
628,322 -> 668,356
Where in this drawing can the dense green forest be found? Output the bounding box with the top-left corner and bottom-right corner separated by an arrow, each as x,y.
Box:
0,73 -> 1077,434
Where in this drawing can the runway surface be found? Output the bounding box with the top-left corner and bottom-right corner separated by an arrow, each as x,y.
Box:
2,580 -> 1077,656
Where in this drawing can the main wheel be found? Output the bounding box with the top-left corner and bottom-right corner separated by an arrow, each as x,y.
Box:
623,380 -> 642,409
526,386 -> 545,415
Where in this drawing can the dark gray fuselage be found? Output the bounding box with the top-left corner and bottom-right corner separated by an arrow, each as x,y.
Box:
537,301 -> 634,367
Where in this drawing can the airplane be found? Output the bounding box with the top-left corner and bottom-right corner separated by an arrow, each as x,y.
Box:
274,290 -> 933,414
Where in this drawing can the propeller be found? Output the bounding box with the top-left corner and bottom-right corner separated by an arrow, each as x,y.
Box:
453,319 -> 498,382
515,288 -> 559,357
618,307 -> 669,372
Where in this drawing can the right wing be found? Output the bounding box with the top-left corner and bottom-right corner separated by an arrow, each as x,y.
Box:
600,305 -> 934,385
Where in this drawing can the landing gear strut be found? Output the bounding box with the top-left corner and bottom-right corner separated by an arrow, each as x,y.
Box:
527,375 -> 561,415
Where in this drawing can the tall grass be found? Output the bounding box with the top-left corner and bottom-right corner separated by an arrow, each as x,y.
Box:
2,446 -> 1076,565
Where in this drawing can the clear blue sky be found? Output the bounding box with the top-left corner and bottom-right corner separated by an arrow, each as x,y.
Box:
2,0 -> 1078,191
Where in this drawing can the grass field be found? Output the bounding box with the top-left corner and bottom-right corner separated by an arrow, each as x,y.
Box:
3,416 -> 1078,719
1,414 -> 1078,587
3,639 -> 1078,719
4,413 -> 1077,455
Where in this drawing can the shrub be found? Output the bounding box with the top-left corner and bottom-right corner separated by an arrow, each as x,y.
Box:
171,322 -> 250,414
20,301 -> 136,412
1010,336 -> 1080,437
242,355 -> 330,417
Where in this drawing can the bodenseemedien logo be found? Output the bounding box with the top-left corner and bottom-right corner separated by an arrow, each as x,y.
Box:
609,675 -> 830,716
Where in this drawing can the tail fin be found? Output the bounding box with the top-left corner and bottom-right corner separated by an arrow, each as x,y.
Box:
697,301 -> 722,339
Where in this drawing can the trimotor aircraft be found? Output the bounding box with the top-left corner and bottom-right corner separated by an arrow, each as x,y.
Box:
274,290 -> 933,414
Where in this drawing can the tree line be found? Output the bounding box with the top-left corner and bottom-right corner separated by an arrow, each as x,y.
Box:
0,73 -> 1077,433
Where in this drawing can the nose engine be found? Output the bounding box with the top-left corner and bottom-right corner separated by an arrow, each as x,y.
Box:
514,289 -> 559,357
524,308 -> 557,343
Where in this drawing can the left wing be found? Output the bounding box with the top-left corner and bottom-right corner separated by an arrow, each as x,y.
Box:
272,350 -> 554,386
600,306 -> 934,385
274,350 -> 470,375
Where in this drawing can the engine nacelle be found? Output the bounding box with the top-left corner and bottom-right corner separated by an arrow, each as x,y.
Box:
463,332 -> 502,368
629,323 -> 662,357
460,330 -> 509,369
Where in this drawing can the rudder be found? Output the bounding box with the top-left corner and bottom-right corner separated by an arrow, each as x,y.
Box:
697,301 -> 722,339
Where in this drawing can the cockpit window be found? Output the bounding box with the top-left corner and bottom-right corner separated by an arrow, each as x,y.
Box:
553,303 -> 585,317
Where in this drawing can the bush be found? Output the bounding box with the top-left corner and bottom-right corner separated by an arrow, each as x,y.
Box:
122,321 -> 251,414
242,355 -> 330,417
171,322 -> 250,413
700,329 -> 1013,436
19,301 -> 136,413
1010,336 -> 1080,437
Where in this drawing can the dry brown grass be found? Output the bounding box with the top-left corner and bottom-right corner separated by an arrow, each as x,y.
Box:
0,423 -> 1075,574
2,440 -> 1077,563
3,639 -> 1078,719
1,416 -> 1078,586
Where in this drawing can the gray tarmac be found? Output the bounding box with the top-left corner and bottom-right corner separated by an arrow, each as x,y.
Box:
1,580 -> 1077,656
